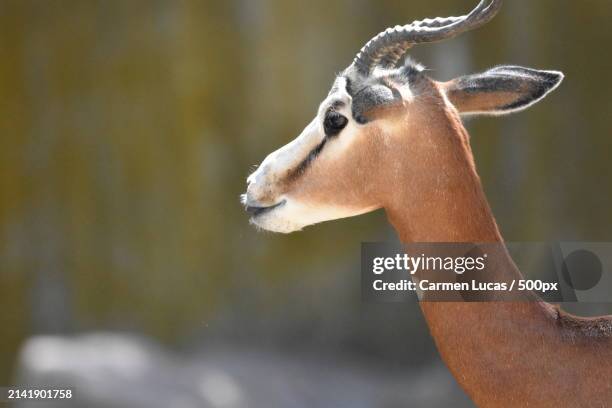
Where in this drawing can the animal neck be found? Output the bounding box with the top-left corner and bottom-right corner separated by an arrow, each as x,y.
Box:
383,107 -> 571,405
385,106 -> 502,244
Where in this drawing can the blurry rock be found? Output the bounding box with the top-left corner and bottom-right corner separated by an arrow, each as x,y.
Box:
15,333 -> 472,408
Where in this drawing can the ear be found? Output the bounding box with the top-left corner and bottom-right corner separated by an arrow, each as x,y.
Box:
442,66 -> 564,116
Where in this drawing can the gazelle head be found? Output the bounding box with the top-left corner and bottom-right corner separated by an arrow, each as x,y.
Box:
242,0 -> 562,233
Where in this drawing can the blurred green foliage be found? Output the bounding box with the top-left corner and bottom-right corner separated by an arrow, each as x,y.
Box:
0,0 -> 611,385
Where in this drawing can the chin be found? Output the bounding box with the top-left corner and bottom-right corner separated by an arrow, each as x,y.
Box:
248,199 -> 310,234
249,213 -> 305,234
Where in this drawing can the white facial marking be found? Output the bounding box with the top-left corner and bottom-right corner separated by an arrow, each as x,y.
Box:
245,117 -> 320,205
395,82 -> 414,102
244,76 -> 379,233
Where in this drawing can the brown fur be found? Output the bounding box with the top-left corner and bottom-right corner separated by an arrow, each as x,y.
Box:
445,86 -> 521,114
284,80 -> 612,407
265,74 -> 612,406
381,81 -> 612,407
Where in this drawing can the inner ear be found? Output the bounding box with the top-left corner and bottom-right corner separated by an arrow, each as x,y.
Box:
442,66 -> 564,116
351,84 -> 402,124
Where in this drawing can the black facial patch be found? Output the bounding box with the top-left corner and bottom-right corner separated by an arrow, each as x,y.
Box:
342,60 -> 427,124
351,84 -> 401,124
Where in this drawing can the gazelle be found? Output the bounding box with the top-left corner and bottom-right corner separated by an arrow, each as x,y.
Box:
242,0 -> 612,406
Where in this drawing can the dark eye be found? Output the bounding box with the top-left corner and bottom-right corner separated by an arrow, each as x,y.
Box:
323,111 -> 348,136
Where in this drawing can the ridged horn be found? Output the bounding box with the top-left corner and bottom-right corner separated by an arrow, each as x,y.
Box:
352,0 -> 503,75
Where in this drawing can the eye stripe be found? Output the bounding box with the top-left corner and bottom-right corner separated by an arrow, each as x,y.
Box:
288,138 -> 328,180
288,102 -> 348,181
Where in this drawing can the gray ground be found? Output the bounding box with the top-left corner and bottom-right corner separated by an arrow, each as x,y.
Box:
14,333 -> 473,408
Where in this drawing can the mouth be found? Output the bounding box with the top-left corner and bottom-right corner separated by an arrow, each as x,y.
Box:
244,200 -> 286,217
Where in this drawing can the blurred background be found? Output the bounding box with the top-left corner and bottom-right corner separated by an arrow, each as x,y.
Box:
1,0 -> 611,407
